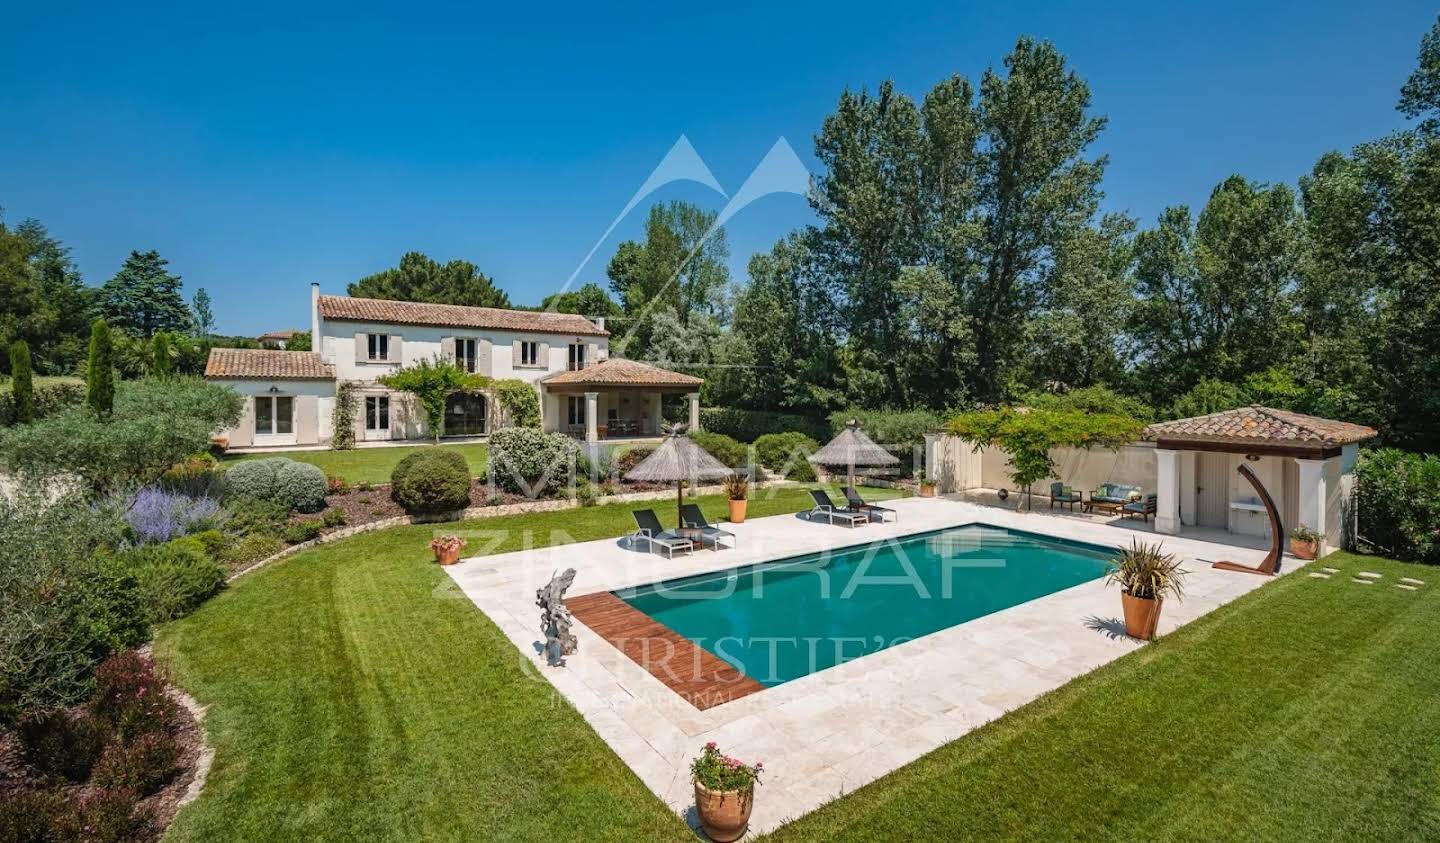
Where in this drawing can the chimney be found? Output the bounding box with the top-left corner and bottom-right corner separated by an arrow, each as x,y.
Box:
310,283 -> 321,358
594,316 -> 606,333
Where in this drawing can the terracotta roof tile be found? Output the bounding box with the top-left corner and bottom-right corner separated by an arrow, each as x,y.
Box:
1145,405 -> 1376,446
317,295 -> 607,336
539,358 -> 702,388
205,349 -> 335,380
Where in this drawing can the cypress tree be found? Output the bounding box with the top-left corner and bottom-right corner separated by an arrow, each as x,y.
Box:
152,331 -> 172,377
86,318 -> 115,417
9,340 -> 34,424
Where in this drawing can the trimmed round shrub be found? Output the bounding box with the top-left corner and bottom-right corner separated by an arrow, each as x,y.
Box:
125,538 -> 227,624
691,431 -> 747,469
275,460 -> 327,513
487,428 -> 580,495
226,457 -> 326,513
754,432 -> 819,481
390,449 -> 472,514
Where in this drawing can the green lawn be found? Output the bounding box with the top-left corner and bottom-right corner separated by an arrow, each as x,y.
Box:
763,551 -> 1440,841
154,485 -> 904,842
156,499 -> 1440,842
222,442 -> 489,485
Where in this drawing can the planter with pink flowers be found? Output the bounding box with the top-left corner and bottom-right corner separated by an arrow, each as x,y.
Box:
691,742 -> 763,842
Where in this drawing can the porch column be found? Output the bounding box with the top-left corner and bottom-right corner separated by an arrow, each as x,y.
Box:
1295,457 -> 1328,554
923,433 -> 941,491
1155,448 -> 1182,535
584,391 -> 598,444
687,392 -> 700,431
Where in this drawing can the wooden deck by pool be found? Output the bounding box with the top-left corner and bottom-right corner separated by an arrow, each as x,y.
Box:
566,591 -> 765,710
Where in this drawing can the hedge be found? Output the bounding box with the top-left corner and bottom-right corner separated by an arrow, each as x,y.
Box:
827,408 -> 940,472
753,432 -> 819,481
699,407 -> 829,443
691,431 -> 747,468
390,449 -> 472,514
0,379 -> 85,427
1353,448 -> 1440,563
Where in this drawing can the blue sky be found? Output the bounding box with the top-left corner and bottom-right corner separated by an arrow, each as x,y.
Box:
1,1 -> 1435,335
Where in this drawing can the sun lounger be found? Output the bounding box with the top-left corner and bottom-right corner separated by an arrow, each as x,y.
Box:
842,486 -> 897,522
680,503 -> 737,550
628,509 -> 693,558
807,490 -> 868,527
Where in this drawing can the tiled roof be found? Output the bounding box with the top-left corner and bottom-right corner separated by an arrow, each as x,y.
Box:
539,358 -> 702,388
257,329 -> 300,340
205,348 -> 335,380
317,295 -> 608,336
1145,405 -> 1377,446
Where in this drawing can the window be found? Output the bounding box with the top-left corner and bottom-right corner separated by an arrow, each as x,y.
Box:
365,395 -> 390,431
367,333 -> 390,362
454,338 -> 477,372
255,396 -> 294,436
567,395 -> 586,426
568,343 -> 587,371
520,341 -> 539,367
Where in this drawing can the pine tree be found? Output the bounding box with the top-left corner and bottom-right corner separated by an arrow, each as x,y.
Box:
86,319 -> 115,416
99,250 -> 191,336
152,331 -> 172,377
9,340 -> 34,424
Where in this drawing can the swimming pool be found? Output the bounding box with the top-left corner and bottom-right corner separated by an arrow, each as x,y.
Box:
616,524 -> 1115,686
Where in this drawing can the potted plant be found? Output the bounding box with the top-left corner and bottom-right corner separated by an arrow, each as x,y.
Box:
724,473 -> 750,523
1106,539 -> 1186,641
691,741 -> 763,842
1290,525 -> 1322,560
429,534 -> 466,566
918,471 -> 937,498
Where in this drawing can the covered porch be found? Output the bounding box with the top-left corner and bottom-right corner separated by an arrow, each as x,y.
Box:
1145,406 -> 1377,557
538,357 -> 703,445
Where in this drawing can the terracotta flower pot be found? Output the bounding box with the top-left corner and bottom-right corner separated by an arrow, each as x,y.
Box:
1121,591 -> 1163,640
728,499 -> 748,524
434,547 -> 461,566
1289,537 -> 1318,560
694,781 -> 754,842
919,483 -> 937,498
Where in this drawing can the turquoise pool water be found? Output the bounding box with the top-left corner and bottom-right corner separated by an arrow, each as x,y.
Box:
616,524 -> 1114,686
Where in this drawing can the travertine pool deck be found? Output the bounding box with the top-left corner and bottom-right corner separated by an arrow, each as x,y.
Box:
444,494 -> 1300,836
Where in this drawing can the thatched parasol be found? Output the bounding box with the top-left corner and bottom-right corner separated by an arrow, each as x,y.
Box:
809,420 -> 900,488
624,423 -> 733,527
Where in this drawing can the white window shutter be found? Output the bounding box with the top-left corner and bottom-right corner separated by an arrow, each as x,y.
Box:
441,337 -> 455,362
512,340 -> 521,367
355,333 -> 367,364
537,342 -> 549,368
478,339 -> 492,374
586,342 -> 598,368
390,335 -> 403,363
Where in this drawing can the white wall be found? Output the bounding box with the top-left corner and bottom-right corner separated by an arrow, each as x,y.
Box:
215,379 -> 335,448
318,317 -> 608,384
932,437 -> 1157,496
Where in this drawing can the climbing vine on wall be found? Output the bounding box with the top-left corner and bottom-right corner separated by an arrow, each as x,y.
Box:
494,379 -> 541,429
332,381 -> 358,450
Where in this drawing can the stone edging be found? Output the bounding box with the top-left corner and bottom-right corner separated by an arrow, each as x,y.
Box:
227,480 -> 797,583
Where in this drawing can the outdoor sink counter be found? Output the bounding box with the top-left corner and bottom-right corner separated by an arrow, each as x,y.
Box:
444,495 -> 1295,836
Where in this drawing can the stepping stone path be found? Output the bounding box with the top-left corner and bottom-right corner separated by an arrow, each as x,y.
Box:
1322,567 -> 1340,574
1397,584 -> 1420,591
1357,572 -> 1382,579
1400,577 -> 1425,586
1351,578 -> 1375,585
1308,572 -> 1331,579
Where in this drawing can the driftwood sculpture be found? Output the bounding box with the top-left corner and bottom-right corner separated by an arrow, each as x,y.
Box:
536,568 -> 578,666
1212,463 -> 1285,576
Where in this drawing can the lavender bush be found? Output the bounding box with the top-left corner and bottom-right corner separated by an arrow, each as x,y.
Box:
116,487 -> 222,545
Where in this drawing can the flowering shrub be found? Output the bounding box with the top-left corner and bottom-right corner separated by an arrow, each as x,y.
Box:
428,535 -> 466,555
488,428 -> 579,495
117,487 -> 222,545
690,742 -> 763,792
91,731 -> 181,795
91,651 -> 179,740
326,473 -> 349,495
